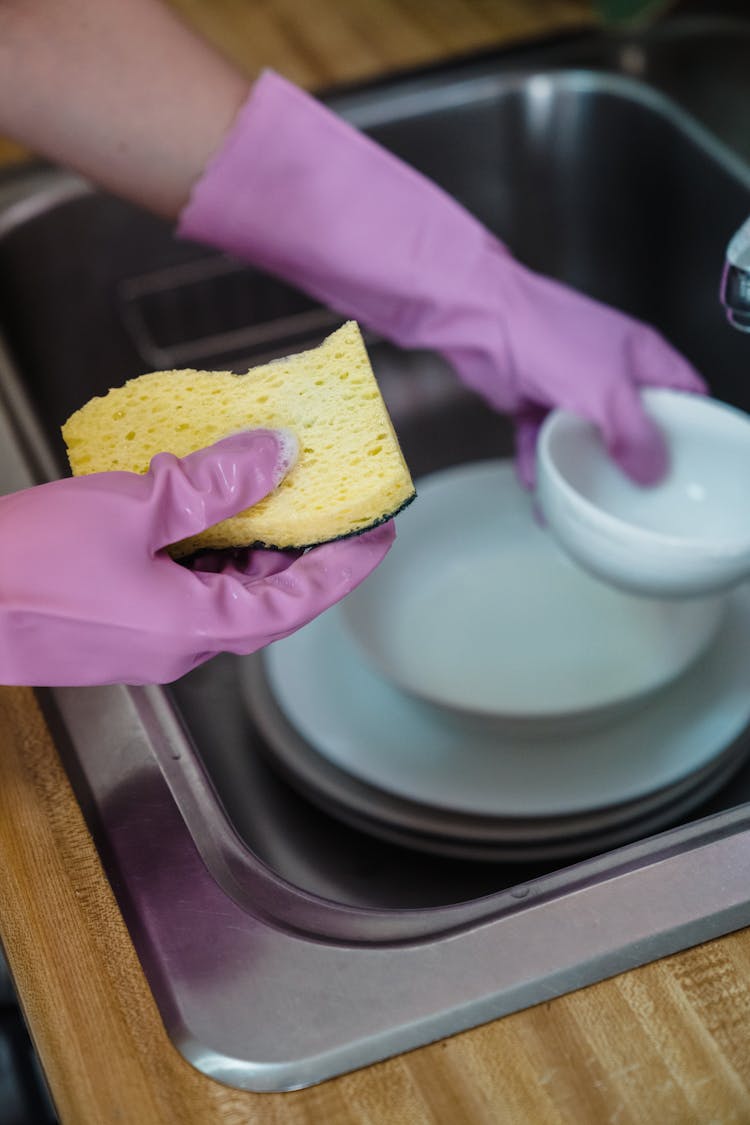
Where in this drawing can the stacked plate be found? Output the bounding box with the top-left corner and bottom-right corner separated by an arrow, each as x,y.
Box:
241,462 -> 750,862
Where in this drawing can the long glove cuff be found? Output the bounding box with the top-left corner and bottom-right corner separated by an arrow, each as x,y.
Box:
177,69 -> 520,412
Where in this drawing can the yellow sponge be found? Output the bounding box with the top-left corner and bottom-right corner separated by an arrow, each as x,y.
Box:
62,322 -> 415,556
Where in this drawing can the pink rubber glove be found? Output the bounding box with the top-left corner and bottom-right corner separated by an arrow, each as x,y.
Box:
0,430 -> 394,687
179,70 -> 705,487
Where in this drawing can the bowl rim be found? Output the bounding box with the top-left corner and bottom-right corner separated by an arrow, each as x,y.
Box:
537,388 -> 750,557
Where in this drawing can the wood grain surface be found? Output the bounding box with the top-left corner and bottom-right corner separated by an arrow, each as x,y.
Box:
2,2 -> 750,1123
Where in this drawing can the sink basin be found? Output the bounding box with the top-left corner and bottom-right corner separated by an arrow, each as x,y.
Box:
1,16 -> 750,1093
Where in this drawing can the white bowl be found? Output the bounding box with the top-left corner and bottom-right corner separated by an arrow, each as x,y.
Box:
341,460 -> 725,733
536,389 -> 750,599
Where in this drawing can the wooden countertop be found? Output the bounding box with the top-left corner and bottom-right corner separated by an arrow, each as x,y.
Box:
2,2 -> 750,1123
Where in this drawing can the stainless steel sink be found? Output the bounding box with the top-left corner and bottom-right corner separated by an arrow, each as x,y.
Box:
1,16 -> 750,1093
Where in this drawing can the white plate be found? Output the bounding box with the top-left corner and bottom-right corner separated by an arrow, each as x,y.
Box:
278,757 -> 746,863
264,581 -> 750,817
243,655 -> 750,860
340,461 -> 724,726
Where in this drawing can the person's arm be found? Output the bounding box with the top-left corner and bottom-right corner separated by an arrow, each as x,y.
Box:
0,0 -> 705,490
0,431 -> 394,686
0,0 -> 248,216
176,70 -> 706,486
0,1 -> 398,689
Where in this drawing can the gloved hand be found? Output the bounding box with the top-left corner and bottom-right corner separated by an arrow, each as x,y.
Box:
179,70 -> 705,487
0,430 -> 394,686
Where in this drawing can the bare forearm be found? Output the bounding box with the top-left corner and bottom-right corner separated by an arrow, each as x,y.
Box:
0,0 -> 250,217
